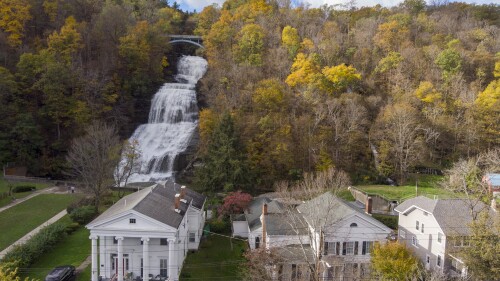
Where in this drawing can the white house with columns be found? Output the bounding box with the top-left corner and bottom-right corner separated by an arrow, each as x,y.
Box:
86,181 -> 206,281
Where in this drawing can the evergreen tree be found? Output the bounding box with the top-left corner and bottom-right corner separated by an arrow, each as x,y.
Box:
195,112 -> 252,192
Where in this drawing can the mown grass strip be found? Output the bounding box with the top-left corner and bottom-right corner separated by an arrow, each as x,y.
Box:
0,194 -> 78,251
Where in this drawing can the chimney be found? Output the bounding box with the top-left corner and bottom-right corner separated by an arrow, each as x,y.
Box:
175,193 -> 181,212
366,197 -> 373,214
262,203 -> 268,248
180,185 -> 186,199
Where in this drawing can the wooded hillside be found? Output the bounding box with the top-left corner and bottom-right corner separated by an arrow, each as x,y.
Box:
0,0 -> 192,177
193,0 -> 499,191
0,0 -> 498,189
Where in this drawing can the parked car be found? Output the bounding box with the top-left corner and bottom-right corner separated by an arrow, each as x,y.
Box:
45,265 -> 75,281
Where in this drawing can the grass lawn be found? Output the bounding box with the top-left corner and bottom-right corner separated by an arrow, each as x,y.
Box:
20,220 -> 91,281
77,265 -> 91,281
0,194 -> 78,251
0,177 -> 51,208
180,234 -> 247,281
356,174 -> 458,201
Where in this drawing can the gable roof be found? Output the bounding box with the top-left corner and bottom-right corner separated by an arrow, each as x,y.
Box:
297,192 -> 390,232
394,196 -> 491,235
88,181 -> 206,229
245,197 -> 309,236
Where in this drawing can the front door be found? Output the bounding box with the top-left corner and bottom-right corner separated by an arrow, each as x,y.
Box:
113,256 -> 129,276
425,255 -> 430,270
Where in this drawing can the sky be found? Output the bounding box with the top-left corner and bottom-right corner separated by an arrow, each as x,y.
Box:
175,0 -> 498,12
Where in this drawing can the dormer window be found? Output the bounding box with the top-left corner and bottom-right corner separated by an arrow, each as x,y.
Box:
130,218 -> 136,224
350,223 -> 358,227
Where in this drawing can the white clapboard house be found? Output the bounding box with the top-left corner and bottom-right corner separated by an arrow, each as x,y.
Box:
86,181 -> 206,281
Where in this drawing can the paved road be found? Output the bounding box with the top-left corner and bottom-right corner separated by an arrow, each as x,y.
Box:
0,186 -> 59,213
0,209 -> 68,259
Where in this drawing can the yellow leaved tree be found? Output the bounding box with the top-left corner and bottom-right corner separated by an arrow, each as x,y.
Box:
0,0 -> 31,47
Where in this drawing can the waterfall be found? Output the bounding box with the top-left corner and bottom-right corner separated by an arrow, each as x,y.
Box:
123,56 -> 207,183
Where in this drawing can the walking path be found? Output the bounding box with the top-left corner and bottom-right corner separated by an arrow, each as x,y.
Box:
0,209 -> 68,259
0,186 -> 58,213
76,255 -> 91,274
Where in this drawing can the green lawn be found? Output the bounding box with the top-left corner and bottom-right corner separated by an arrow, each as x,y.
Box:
0,177 -> 51,208
180,234 -> 247,281
20,220 -> 91,281
77,265 -> 91,281
0,194 -> 78,251
356,174 -> 458,201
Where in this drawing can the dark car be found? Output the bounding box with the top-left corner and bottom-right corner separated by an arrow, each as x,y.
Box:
45,266 -> 75,281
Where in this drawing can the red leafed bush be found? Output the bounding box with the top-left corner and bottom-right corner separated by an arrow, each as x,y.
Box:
218,191 -> 252,218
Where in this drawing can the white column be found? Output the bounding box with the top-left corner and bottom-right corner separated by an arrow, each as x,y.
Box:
142,237 -> 150,281
117,237 -> 124,281
168,238 -> 177,281
91,235 -> 98,281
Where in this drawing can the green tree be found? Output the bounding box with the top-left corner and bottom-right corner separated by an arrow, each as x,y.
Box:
233,23 -> 265,66
195,113 -> 251,192
462,211 -> 500,280
435,43 -> 462,80
371,242 -> 420,280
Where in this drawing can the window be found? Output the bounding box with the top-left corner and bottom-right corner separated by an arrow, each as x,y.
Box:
362,241 -> 373,255
412,236 -> 418,247
129,218 -> 136,224
324,242 -> 339,256
291,264 -> 297,281
421,223 -> 424,233
160,238 -> 168,245
189,232 -> 196,243
437,232 -> 443,243
454,236 -> 470,247
400,229 -> 406,238
437,255 -> 442,267
416,221 -> 419,230
343,242 -> 355,255
160,259 -> 168,277
350,223 -> 358,227
255,236 -> 260,249
113,237 -> 118,244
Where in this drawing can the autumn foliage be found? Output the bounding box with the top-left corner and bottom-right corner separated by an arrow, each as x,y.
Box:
218,191 -> 253,218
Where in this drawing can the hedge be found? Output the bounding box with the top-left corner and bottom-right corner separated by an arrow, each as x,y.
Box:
372,214 -> 398,230
12,186 -> 36,193
69,206 -> 97,225
1,222 -> 67,268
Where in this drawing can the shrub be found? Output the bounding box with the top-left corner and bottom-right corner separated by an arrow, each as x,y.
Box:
65,223 -> 80,234
372,214 -> 398,230
12,186 -> 36,193
208,219 -> 229,233
2,222 -> 67,267
69,205 -> 97,225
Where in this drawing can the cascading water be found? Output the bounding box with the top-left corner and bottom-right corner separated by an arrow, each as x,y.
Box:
123,56 -> 207,183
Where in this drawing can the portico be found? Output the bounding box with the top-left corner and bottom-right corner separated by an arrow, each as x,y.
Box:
86,182 -> 206,281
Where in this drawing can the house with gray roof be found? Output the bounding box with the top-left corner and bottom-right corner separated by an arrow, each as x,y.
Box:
232,196 -> 310,250
86,181 -> 206,281
232,192 -> 392,280
394,196 -> 491,278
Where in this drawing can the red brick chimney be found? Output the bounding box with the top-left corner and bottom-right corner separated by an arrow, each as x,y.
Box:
366,196 -> 373,214
175,193 -> 181,212
180,185 -> 186,199
262,203 -> 268,248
